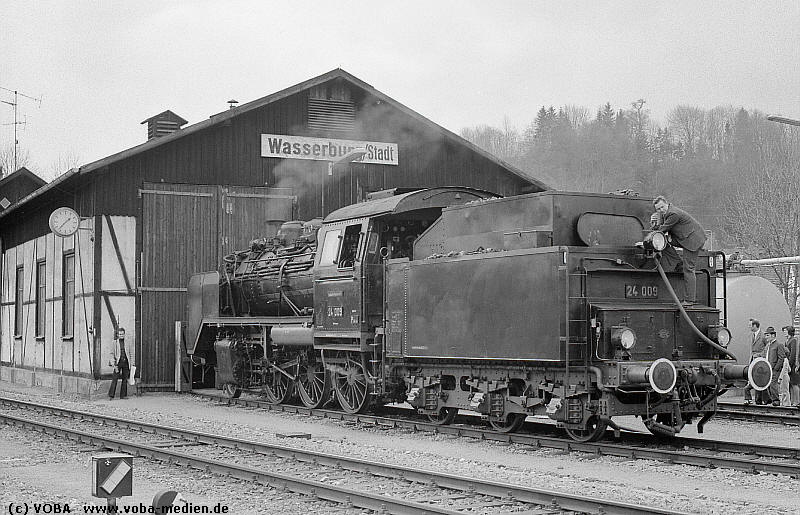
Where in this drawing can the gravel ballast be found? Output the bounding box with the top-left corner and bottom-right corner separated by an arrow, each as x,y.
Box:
1,382 -> 799,514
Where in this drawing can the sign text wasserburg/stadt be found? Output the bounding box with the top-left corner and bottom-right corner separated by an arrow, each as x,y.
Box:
261,135 -> 398,165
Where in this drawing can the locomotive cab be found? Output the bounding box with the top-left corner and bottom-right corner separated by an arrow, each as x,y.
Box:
313,187 -> 498,350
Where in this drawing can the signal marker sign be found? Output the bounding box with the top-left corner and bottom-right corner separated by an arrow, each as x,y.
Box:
101,460 -> 132,494
92,453 -> 133,499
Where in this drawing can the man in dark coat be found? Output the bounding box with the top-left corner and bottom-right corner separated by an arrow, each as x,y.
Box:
108,333 -> 130,400
744,318 -> 768,405
784,326 -> 799,406
764,327 -> 787,406
650,195 -> 707,305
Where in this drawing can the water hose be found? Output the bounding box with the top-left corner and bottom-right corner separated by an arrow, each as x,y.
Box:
654,258 -> 737,360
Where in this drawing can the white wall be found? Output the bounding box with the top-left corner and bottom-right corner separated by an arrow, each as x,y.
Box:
0,216 -> 136,378
98,215 -> 137,374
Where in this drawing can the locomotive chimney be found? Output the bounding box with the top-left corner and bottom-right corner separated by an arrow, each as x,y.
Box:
141,110 -> 188,141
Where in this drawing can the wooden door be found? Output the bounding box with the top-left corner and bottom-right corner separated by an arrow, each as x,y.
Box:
139,184 -> 218,387
138,183 -> 295,387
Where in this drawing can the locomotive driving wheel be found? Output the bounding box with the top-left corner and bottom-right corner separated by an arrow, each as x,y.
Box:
297,358 -> 330,409
488,413 -> 526,433
427,407 -> 458,425
333,352 -> 372,414
262,362 -> 295,405
564,415 -> 607,442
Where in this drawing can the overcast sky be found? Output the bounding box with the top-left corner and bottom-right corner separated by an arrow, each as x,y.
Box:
2,1 -> 798,178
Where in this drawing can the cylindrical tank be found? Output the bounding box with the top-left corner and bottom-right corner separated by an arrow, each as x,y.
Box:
721,273 -> 792,365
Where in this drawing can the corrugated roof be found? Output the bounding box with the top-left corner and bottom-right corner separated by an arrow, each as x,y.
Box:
0,68 -> 549,220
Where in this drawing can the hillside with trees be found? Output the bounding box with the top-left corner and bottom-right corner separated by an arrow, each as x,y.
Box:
461,102 -> 800,318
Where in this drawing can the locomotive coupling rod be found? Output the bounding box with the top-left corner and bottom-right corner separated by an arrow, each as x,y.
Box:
271,363 -> 297,381
654,259 -> 737,360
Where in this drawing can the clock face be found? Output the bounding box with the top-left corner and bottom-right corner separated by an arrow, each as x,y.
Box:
49,207 -> 80,237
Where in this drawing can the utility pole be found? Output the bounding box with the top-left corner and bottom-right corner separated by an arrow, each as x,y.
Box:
0,86 -> 42,177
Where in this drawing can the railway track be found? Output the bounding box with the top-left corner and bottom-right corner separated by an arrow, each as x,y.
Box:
191,391 -> 800,478
717,401 -> 800,425
0,396 -> 672,515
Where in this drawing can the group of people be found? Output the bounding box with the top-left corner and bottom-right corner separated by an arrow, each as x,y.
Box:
744,319 -> 799,406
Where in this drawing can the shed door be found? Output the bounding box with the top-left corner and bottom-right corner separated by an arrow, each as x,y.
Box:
138,183 -> 295,387
218,186 -> 295,259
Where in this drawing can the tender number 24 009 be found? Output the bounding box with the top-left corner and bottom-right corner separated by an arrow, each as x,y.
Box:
625,284 -> 658,298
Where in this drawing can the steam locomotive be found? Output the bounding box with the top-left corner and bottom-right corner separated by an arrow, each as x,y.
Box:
187,187 -> 772,441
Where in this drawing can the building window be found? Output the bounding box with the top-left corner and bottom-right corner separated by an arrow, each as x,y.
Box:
63,252 -> 75,337
36,261 -> 46,337
15,266 -> 24,336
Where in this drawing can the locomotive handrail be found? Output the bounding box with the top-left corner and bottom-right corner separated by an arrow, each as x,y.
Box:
240,250 -> 316,263
654,259 -> 737,360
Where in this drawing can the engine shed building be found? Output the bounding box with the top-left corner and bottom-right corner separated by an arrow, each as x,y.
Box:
0,68 -> 548,394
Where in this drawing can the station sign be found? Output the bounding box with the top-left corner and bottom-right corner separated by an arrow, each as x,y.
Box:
261,134 -> 399,165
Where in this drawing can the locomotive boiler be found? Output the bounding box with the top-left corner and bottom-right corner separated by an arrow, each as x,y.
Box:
187,186 -> 772,441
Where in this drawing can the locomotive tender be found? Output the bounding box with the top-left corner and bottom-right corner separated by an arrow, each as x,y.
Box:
187,187 -> 771,441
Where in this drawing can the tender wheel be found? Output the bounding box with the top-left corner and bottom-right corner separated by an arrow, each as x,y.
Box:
489,413 -> 526,433
297,359 -> 330,409
564,416 -> 607,442
222,383 -> 241,399
333,354 -> 371,414
427,407 -> 458,425
263,363 -> 295,404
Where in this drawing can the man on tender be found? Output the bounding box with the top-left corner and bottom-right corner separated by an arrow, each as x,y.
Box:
650,195 -> 707,305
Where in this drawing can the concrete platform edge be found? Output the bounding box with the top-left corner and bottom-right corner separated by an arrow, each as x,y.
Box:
0,366 -> 114,399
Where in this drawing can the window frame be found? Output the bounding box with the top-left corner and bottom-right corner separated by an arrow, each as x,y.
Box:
62,252 -> 75,338
337,223 -> 362,270
35,260 -> 46,338
318,228 -> 343,266
14,266 -> 24,337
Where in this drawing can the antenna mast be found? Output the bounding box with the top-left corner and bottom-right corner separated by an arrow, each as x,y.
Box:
0,86 -> 42,177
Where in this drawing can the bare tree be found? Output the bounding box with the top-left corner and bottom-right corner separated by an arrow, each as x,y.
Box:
629,99 -> 650,150
45,151 -> 81,181
563,105 -> 590,129
668,105 -> 706,157
725,120 -> 800,319
460,121 -> 520,164
704,106 -> 736,161
0,142 -> 31,178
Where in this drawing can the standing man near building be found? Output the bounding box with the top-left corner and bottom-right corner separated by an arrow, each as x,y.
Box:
650,195 -> 707,305
764,327 -> 787,407
108,328 -> 131,400
744,318 -> 768,405
784,326 -> 799,406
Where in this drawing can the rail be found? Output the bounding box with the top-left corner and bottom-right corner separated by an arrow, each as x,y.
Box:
0,396 -> 676,515
185,391 -> 800,477
716,401 -> 800,425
